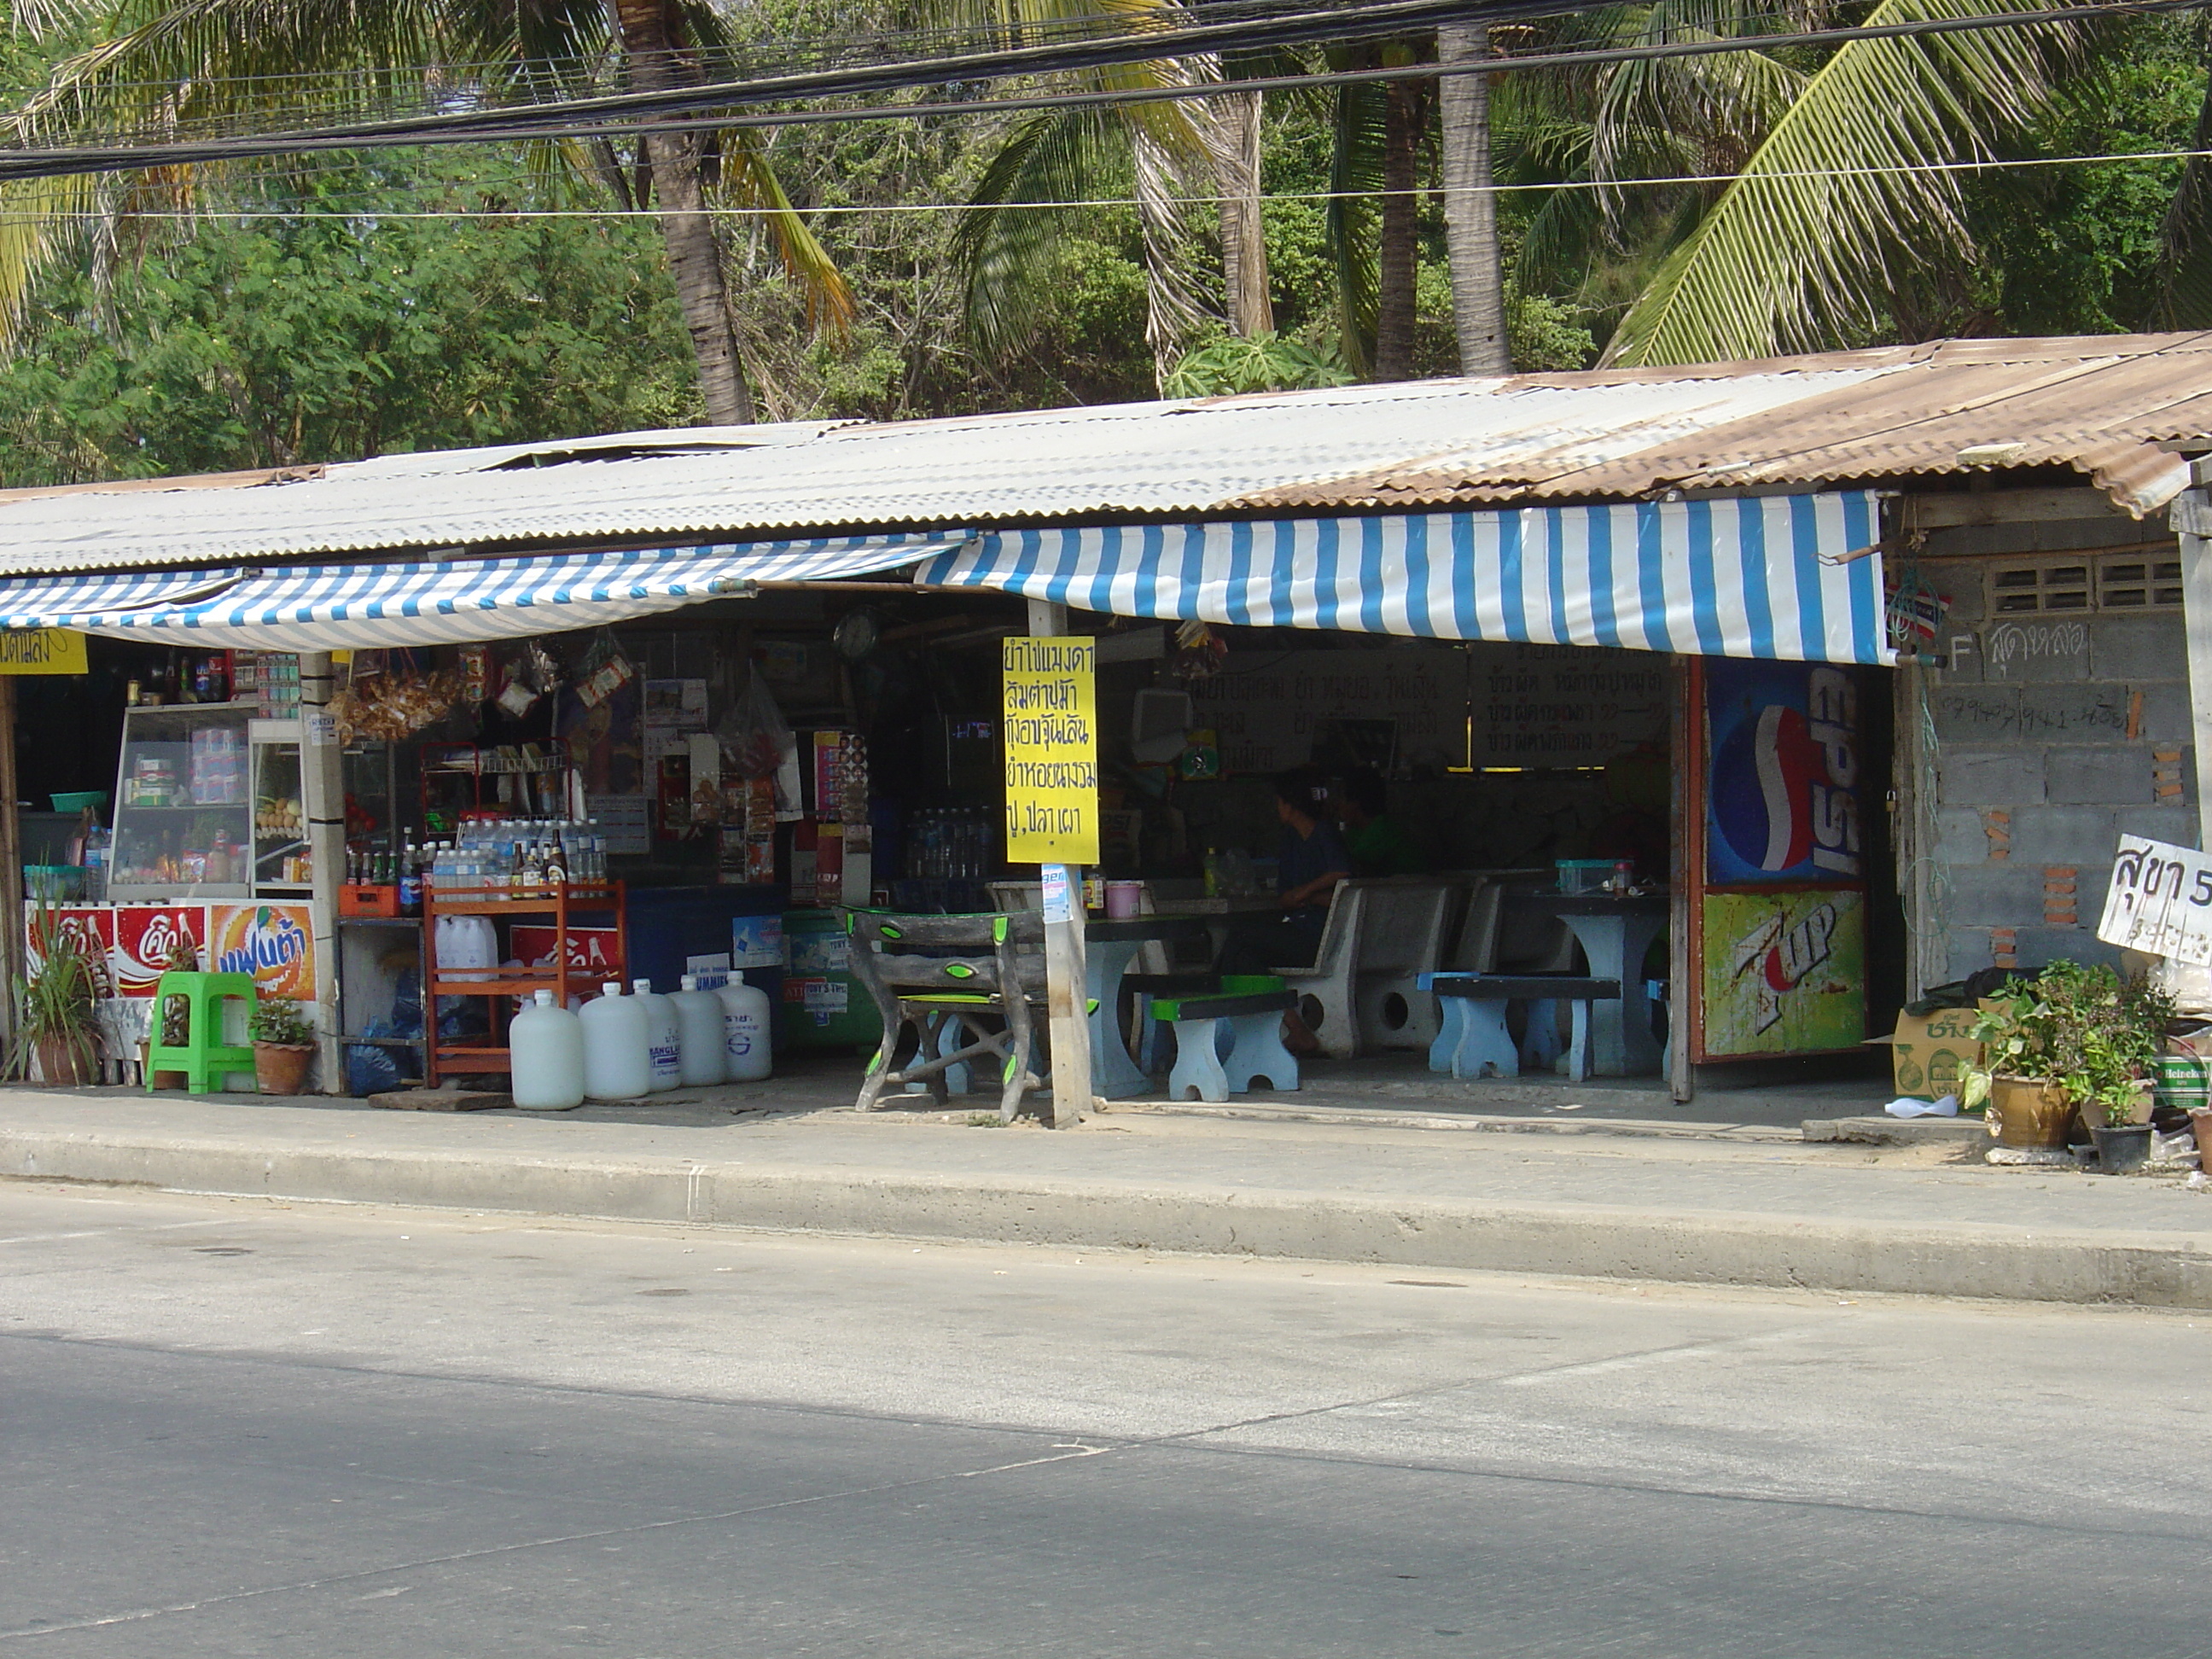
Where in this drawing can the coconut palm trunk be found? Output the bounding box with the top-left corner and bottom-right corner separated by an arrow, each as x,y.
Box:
1372,73 -> 1422,381
613,0 -> 753,424
1436,23 -> 1507,374
1211,88 -> 1274,336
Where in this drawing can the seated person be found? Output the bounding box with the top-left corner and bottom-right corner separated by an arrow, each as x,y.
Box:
1337,769 -> 1423,876
1221,767 -> 1353,975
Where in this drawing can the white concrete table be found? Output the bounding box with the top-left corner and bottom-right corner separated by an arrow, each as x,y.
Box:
1503,892 -> 1668,1076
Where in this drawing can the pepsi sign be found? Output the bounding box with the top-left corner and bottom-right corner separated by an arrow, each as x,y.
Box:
1706,661 -> 1862,887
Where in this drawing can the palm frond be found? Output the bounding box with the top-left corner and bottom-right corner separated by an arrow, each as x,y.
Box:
952,106 -> 1119,357
718,129 -> 854,340
1603,0 -> 2086,366
2151,61 -> 2212,328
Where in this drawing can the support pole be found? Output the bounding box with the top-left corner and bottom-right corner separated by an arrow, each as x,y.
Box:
298,654 -> 346,1092
0,677 -> 21,1056
2182,527 -> 2212,851
1027,596 -> 1091,1128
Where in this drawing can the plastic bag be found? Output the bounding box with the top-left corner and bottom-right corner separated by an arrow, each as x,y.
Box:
721,675 -> 801,818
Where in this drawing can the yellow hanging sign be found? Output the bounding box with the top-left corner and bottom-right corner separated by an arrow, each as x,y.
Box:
1002,635 -> 1100,865
0,629 -> 87,675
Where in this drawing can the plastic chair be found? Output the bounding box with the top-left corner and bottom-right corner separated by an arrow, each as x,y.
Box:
145,970 -> 258,1093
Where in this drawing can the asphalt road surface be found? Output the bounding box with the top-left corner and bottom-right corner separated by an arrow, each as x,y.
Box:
2,1180 -> 2206,1657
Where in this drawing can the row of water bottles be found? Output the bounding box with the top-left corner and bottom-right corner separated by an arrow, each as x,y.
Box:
907,808 -> 994,881
428,818 -> 609,889
509,975 -> 772,1109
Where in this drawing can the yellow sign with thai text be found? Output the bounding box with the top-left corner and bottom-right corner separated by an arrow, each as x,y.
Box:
1002,635 -> 1099,865
0,629 -> 86,674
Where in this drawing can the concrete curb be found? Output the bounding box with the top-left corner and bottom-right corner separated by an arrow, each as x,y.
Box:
6,1121 -> 2212,1307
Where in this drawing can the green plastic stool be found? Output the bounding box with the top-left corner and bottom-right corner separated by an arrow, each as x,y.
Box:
146,971 -> 259,1093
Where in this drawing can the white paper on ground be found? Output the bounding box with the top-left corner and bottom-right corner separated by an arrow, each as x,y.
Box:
1885,1094 -> 1960,1118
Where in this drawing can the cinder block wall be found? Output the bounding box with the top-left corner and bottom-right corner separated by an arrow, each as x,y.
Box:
1921,524 -> 2195,980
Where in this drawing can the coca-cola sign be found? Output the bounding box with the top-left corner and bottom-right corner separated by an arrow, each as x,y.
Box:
111,906 -> 208,997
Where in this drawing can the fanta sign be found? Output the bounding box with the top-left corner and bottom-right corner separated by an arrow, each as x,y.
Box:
209,904 -> 316,1000
1707,661 -> 1861,886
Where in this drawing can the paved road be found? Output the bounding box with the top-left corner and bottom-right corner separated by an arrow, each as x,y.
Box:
2,1182 -> 2207,1656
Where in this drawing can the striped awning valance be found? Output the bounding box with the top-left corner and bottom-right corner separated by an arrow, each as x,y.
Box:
0,534 -> 967,650
913,492 -> 1885,664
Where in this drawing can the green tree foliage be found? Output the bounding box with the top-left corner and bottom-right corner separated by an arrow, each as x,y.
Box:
0,158 -> 704,485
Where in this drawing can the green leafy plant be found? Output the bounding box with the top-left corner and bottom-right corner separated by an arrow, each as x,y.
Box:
247,999 -> 313,1048
9,908 -> 99,1081
1162,330 -> 1354,399
1961,960 -> 2174,1124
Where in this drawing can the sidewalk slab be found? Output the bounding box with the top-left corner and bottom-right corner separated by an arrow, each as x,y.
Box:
3,1086 -> 2210,1308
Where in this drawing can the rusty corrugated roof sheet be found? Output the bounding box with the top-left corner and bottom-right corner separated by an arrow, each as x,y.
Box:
0,333 -> 2204,577
1237,333 -> 2212,518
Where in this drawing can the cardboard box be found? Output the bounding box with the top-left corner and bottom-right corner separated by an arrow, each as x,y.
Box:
1868,1005 -> 1985,1099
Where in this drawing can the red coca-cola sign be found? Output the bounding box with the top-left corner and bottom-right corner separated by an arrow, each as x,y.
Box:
111,905 -> 207,997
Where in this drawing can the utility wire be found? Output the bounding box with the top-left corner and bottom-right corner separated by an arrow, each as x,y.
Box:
20,142 -> 2210,222
0,0 -> 2174,183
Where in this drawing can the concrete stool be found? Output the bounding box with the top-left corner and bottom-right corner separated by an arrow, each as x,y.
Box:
1153,978 -> 1299,1103
145,970 -> 258,1093
1421,973 -> 1621,1084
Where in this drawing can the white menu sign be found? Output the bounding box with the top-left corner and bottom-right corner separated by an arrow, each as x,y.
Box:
2097,835 -> 2212,965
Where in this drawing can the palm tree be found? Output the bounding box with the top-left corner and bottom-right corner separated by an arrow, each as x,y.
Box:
1437,22 -> 1507,375
1586,0 -> 2090,364
936,0 -> 1270,385
1,0 -> 852,422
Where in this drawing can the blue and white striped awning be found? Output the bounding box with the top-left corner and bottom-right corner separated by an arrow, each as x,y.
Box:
0,533 -> 969,651
914,492 -> 1886,664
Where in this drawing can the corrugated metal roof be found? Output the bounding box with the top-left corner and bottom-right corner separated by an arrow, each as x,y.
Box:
0,333 -> 2204,576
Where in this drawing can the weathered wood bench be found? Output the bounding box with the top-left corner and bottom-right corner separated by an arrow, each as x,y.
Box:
1418,972 -> 1622,1084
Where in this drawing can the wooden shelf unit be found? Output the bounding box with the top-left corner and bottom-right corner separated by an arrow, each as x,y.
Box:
422,881 -> 626,1086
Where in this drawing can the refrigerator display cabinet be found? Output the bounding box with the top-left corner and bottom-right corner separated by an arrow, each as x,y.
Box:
108,702 -> 309,901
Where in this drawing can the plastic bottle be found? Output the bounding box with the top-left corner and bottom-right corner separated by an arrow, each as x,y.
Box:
717,974 -> 773,1082
579,981 -> 651,1100
672,975 -> 730,1086
509,990 -> 585,1110
632,977 -> 682,1091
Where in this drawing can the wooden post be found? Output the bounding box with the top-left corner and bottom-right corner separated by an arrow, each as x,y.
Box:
1027,597 -> 1091,1127
0,676 -> 21,1053
298,653 -> 346,1092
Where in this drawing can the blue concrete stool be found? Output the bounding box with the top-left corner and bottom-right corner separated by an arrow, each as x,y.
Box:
1153,977 -> 1299,1103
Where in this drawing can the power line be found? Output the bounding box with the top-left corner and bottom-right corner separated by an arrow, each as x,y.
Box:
20,141 -> 2209,223
0,0 -> 2173,183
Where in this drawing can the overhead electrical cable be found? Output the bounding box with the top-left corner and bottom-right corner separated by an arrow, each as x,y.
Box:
0,0 -> 2178,183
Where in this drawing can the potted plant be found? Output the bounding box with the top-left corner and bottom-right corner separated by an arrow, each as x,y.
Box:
1963,961 -> 2172,1159
10,915 -> 99,1086
248,999 -> 316,1095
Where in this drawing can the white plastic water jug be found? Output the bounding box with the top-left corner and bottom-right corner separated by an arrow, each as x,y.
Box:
632,978 -> 682,1091
717,975 -> 773,1082
509,989 -> 585,1110
579,981 -> 650,1100
672,975 -> 730,1086
436,913 -> 498,982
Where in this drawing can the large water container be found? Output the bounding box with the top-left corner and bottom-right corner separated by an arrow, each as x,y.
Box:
717,976 -> 773,1081
632,978 -> 682,1091
672,975 -> 728,1086
579,981 -> 650,1100
436,913 -> 498,983
509,990 -> 585,1110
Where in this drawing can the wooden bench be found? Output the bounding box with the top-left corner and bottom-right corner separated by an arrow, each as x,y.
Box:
1418,973 -> 1622,1084
1150,979 -> 1299,1103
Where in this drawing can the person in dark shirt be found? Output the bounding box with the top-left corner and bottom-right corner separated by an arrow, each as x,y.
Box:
1222,767 -> 1353,975
1337,769 -> 1423,876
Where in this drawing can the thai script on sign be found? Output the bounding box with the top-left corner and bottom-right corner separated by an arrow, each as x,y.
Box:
2098,835 -> 2212,965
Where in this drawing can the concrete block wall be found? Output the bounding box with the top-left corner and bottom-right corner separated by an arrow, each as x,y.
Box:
1921,545 -> 2195,980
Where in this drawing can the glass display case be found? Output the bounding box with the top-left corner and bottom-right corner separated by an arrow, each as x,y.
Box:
251,719 -> 310,894
109,703 -> 308,902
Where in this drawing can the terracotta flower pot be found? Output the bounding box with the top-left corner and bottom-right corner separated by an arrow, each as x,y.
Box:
34,1033 -> 94,1086
253,1042 -> 314,1096
1986,1074 -> 2077,1149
